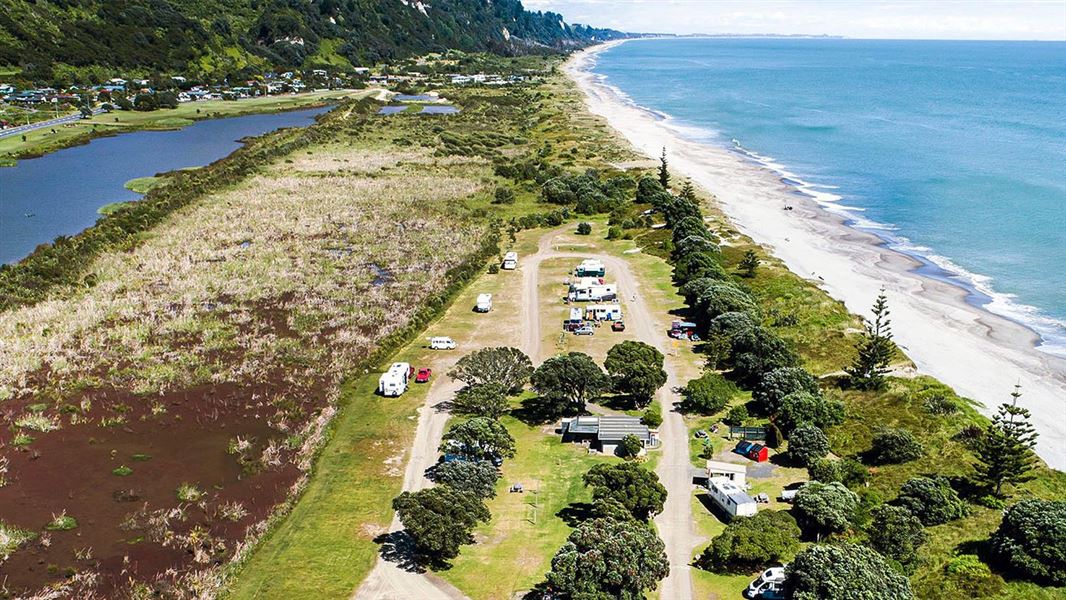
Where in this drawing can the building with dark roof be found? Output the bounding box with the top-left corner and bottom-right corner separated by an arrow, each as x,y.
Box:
560,415 -> 659,456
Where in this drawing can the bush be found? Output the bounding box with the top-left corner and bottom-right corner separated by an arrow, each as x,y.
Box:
620,434 -> 644,459
921,392 -> 959,415
793,482 -> 859,539
807,458 -> 868,488
942,554 -> 1004,598
606,225 -> 623,240
576,221 -> 592,235
787,424 -> 830,467
723,405 -> 749,427
730,327 -> 800,387
493,186 -> 516,204
785,543 -> 913,600
691,280 -> 759,321
696,510 -> 800,573
641,403 -> 663,428
894,477 -> 968,526
989,499 -> 1066,585
679,372 -> 737,415
867,505 -> 928,573
866,427 -> 923,465
776,391 -> 844,434
752,367 -> 821,415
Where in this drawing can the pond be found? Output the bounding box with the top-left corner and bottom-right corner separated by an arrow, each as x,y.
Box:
0,106 -> 330,264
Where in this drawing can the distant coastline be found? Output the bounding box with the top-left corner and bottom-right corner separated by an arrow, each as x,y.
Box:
566,39 -> 1066,470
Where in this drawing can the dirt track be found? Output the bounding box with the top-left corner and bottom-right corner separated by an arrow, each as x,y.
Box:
354,227 -> 698,599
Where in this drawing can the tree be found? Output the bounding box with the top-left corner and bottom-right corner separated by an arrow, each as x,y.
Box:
545,518 -> 669,599
989,499 -> 1066,586
531,352 -> 611,414
894,476 -> 968,526
658,146 -> 670,189
846,290 -> 895,390
583,462 -> 667,521
674,251 -> 727,284
576,221 -> 592,235
787,424 -> 830,467
696,510 -> 801,573
604,341 -> 667,406
793,481 -> 859,539
866,427 -> 923,465
641,403 -> 663,428
449,347 -> 534,395
738,249 -> 760,278
452,383 -> 510,420
393,486 -> 491,564
867,505 -> 928,573
731,327 -> 799,386
776,391 -> 844,434
785,543 -> 913,600
493,186 -> 515,204
752,367 -> 821,416
620,434 -> 644,459
973,386 -> 1039,497
679,371 -> 737,415
431,459 -> 500,499
723,404 -> 749,427
440,417 -> 516,461
807,458 -> 868,488
691,280 -> 759,321
590,497 -> 637,522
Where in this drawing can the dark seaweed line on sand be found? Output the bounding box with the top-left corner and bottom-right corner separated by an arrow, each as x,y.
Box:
0,98 -> 379,313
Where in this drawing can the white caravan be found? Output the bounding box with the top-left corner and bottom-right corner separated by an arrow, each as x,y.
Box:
378,362 -> 411,397
584,304 -> 623,322
475,293 -> 493,312
502,251 -> 518,270
429,336 -> 457,350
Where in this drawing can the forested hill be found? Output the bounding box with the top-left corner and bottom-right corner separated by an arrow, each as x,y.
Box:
0,0 -> 625,82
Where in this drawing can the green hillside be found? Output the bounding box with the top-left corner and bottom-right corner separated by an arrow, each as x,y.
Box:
0,0 -> 624,83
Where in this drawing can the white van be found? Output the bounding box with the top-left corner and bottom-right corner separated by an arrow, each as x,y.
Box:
429,336 -> 457,350
475,293 -> 493,313
746,567 -> 786,599
378,362 -> 411,397
502,251 -> 518,270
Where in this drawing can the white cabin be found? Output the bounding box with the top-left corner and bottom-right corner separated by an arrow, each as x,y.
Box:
378,362 -> 411,397
584,304 -> 622,322
475,293 -> 493,313
707,476 -> 758,518
502,251 -> 518,270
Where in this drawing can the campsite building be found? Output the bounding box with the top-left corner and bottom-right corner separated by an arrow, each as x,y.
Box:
734,440 -> 769,463
707,476 -> 758,518
560,415 -> 659,456
706,460 -> 748,487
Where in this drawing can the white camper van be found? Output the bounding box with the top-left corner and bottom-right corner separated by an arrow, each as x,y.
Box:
502,251 -> 518,270
378,362 -> 411,397
429,336 -> 457,350
584,304 -> 623,322
475,293 -> 493,313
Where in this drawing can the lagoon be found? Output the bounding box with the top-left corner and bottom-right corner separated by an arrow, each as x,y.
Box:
0,106 -> 329,264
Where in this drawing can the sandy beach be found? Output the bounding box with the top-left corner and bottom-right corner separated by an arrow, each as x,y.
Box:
566,40 -> 1066,471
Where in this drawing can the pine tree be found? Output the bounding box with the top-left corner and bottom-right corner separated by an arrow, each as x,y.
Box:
739,249 -> 761,278
846,290 -> 895,390
679,179 -> 696,202
658,147 -> 670,189
974,385 -> 1038,497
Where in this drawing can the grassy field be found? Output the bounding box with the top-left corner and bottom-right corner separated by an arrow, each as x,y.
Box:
0,89 -> 367,164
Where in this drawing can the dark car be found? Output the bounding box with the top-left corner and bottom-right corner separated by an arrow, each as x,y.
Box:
611,321 -> 626,332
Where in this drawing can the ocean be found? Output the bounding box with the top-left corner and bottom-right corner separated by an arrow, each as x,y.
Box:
590,38 -> 1066,355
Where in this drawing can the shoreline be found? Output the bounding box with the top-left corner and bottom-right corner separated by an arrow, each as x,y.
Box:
566,40 -> 1066,470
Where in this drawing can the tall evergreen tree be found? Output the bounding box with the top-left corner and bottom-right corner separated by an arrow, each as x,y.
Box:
846,289 -> 895,390
658,147 -> 670,189
679,179 -> 697,202
739,249 -> 761,278
974,385 -> 1039,497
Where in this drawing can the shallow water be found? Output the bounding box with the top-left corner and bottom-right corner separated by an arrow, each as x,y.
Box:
0,106 -> 330,264
593,38 -> 1066,354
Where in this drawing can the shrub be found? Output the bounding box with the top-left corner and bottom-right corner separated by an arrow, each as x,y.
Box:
793,481 -> 859,539
788,424 -> 830,467
620,434 -> 644,459
752,367 -> 821,416
641,403 -> 663,428
942,554 -> 1004,598
786,543 -> 913,600
867,505 -> 928,573
576,222 -> 592,235
680,371 -> 738,415
866,427 -> 923,465
493,186 -> 516,204
989,499 -> 1066,585
696,510 -> 800,573
921,392 -> 959,415
692,280 -> 759,321
723,405 -> 749,427
112,465 -> 133,477
45,511 -> 78,531
730,327 -> 800,387
776,391 -> 844,434
894,477 -> 968,525
176,483 -> 204,503
807,458 -> 869,488
606,225 -> 623,240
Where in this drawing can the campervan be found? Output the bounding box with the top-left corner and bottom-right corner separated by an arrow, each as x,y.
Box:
475,293 -> 493,312
746,567 -> 786,599
377,362 -> 411,397
574,259 -> 605,277
429,336 -> 457,350
502,251 -> 518,270
584,304 -> 623,322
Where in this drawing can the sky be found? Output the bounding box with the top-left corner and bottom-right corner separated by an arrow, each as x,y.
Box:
523,0 -> 1066,40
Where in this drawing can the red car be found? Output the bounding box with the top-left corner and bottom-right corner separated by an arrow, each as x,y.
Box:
611,321 -> 626,332
415,368 -> 432,383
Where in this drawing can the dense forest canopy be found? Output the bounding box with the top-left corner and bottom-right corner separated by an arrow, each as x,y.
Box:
0,0 -> 625,82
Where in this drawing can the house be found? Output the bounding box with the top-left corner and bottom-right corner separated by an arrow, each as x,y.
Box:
734,440 -> 769,463
574,259 -> 606,277
706,460 -> 748,487
561,415 -> 659,456
707,476 -> 758,518
377,362 -> 411,397
584,304 -> 622,322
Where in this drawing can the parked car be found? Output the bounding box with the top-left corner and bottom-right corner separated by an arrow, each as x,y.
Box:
563,319 -> 584,332
694,429 -> 708,439
611,321 -> 626,332
574,325 -> 595,336
415,368 -> 432,383
429,336 -> 456,350
746,567 -> 786,599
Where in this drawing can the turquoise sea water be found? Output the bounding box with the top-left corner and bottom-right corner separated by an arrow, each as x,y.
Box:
592,38 -> 1066,354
